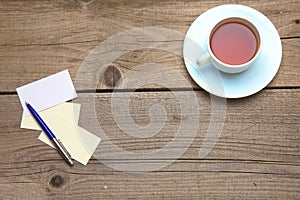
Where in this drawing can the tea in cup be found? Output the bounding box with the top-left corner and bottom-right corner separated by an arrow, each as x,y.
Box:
197,17 -> 261,73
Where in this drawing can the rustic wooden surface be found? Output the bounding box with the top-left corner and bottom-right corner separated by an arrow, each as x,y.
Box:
0,0 -> 299,199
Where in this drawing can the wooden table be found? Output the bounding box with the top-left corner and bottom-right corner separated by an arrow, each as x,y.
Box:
1,0 -> 299,199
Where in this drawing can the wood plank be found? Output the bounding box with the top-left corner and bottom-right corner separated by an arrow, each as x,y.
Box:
0,0 -> 299,46
1,90 -> 299,162
0,0 -> 299,91
1,166 -> 300,199
0,38 -> 299,92
1,90 -> 299,198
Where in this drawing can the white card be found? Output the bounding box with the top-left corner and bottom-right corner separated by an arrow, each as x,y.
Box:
16,70 -> 77,115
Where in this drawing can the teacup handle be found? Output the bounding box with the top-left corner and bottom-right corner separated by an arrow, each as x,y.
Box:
196,52 -> 211,66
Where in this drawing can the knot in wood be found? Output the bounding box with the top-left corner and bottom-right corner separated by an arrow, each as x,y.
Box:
103,65 -> 122,87
50,175 -> 64,188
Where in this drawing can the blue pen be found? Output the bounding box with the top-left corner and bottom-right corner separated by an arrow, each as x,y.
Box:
25,102 -> 73,166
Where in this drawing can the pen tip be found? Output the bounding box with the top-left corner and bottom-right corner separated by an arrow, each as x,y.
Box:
25,101 -> 28,105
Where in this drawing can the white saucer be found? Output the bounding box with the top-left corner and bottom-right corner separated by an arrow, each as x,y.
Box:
183,4 -> 282,98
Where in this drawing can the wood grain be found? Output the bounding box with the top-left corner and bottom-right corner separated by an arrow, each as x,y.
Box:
0,0 -> 299,92
0,0 -> 299,46
0,38 -> 299,92
1,90 -> 299,198
0,0 -> 299,199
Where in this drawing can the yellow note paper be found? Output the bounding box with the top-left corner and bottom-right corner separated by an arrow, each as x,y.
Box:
21,102 -> 80,130
38,114 -> 100,165
21,102 -> 101,165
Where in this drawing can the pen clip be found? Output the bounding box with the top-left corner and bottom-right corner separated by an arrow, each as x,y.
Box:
57,139 -> 72,159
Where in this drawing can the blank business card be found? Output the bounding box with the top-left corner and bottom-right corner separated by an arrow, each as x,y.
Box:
16,70 -> 77,115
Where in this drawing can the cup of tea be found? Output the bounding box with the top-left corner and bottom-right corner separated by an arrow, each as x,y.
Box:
197,17 -> 261,73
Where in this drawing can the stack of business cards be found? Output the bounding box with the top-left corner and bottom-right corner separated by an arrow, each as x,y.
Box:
16,70 -> 100,165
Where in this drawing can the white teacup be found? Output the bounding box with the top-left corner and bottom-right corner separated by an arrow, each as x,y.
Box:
197,17 -> 261,73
